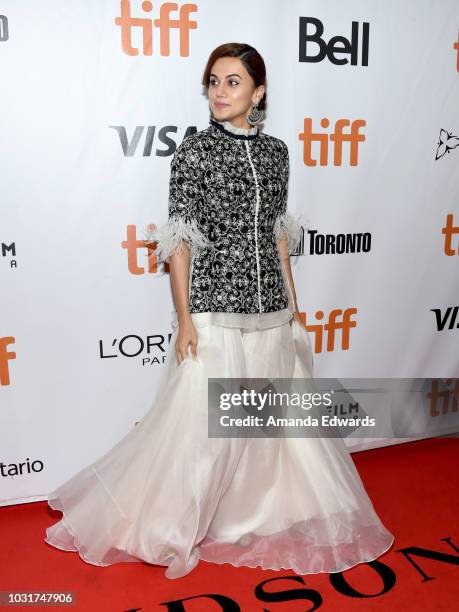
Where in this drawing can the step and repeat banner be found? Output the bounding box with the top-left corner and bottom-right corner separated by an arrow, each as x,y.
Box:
1,0 -> 458,505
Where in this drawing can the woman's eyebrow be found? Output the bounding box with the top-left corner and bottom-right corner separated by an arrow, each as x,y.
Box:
210,73 -> 243,79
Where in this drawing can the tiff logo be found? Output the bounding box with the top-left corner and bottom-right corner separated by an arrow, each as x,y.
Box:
454,32 -> 459,72
0,337 -> 16,386
297,308 -> 357,353
123,224 -> 164,274
299,117 -> 366,166
428,379 -> 459,416
115,0 -> 198,56
442,214 -> 459,256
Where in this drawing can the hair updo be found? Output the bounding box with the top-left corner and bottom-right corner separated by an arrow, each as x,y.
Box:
202,42 -> 267,111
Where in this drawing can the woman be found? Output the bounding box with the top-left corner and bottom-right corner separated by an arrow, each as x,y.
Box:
45,43 -> 394,579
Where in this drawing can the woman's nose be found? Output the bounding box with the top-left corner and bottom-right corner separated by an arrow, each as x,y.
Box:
215,83 -> 227,97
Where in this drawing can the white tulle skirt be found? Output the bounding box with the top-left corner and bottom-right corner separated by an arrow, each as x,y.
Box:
45,318 -> 395,579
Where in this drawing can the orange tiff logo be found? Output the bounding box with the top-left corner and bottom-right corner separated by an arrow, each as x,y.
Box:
0,337 -> 16,386
442,214 -> 459,256
123,224 -> 164,274
454,33 -> 459,72
297,309 -> 357,353
428,379 -> 459,416
115,0 -> 198,56
299,117 -> 366,166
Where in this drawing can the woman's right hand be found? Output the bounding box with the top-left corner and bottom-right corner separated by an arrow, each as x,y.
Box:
175,318 -> 199,364
290,310 -> 303,327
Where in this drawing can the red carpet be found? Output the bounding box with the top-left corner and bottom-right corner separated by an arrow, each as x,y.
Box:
1,436 -> 458,611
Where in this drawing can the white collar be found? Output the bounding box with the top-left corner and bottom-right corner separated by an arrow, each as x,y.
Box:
213,118 -> 258,137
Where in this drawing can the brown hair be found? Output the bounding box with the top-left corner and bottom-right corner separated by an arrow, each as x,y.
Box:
202,43 -> 267,111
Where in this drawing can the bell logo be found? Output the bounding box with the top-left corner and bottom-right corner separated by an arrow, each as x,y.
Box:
115,0 -> 198,57
299,117 -> 366,166
299,17 -> 369,66
0,337 -> 16,386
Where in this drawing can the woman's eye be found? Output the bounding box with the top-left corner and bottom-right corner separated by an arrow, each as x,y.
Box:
209,79 -> 239,87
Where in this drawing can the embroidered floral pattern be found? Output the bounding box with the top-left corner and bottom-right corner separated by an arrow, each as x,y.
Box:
151,119 -> 304,315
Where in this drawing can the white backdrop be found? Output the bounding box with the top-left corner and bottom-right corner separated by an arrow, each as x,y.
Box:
1,0 -> 458,506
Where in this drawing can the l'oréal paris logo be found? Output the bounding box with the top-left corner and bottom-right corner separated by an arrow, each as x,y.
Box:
99,331 -> 172,366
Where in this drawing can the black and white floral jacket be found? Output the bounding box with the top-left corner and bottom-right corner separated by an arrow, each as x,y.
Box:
146,116 -> 304,330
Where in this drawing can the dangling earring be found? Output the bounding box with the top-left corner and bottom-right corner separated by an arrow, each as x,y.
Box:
247,101 -> 264,126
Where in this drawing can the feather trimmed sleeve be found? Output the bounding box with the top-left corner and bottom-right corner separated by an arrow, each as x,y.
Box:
273,142 -> 304,255
145,136 -> 211,264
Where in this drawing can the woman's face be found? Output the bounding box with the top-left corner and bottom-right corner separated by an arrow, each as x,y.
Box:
208,56 -> 264,129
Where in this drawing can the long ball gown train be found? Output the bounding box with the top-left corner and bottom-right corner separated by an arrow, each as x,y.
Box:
45,316 -> 395,579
